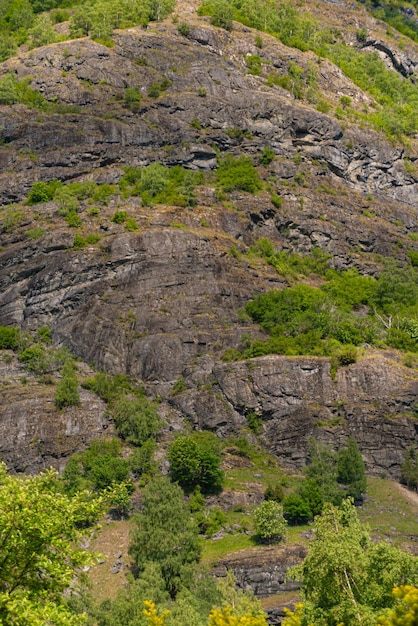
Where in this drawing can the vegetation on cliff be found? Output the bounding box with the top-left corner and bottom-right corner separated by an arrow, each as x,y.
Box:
1,0 -> 418,622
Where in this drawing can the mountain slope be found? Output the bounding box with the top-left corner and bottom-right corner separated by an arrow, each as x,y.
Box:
0,0 -> 418,476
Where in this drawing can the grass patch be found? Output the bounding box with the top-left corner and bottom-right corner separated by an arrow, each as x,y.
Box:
359,477 -> 418,548
201,533 -> 255,563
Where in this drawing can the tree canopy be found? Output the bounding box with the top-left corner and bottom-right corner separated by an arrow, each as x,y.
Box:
286,499 -> 418,625
129,476 -> 202,598
0,463 -> 104,625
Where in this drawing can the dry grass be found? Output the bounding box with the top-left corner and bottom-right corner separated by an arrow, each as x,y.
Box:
87,518 -> 134,604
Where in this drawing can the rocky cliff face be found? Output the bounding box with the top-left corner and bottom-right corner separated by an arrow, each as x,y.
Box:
1,1 -> 418,475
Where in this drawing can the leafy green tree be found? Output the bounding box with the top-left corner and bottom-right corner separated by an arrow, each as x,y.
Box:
146,0 -> 175,21
297,478 -> 324,518
208,0 -> 233,30
0,463 -> 104,625
112,393 -> 161,446
129,476 -> 202,597
168,432 -> 224,494
305,438 -> 342,507
62,438 -> 130,494
282,493 -> 312,525
337,436 -> 366,501
288,499 -> 418,625
27,13 -> 57,48
253,500 -> 287,543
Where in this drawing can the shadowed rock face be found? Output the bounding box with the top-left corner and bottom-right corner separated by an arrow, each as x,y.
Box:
170,354 -> 418,479
0,229 -> 265,381
0,14 -> 418,474
0,356 -> 112,473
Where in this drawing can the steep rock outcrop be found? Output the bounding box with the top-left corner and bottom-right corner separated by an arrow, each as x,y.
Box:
174,353 -> 418,478
1,12 -> 418,475
0,24 -> 417,207
0,354 -> 111,472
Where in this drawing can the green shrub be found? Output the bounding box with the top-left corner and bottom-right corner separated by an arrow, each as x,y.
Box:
122,163 -> 202,207
148,82 -> 161,98
246,54 -> 262,76
37,327 -> 51,343
125,217 -> 139,231
195,507 -> 227,536
91,184 -> 116,205
177,21 -> 191,36
259,146 -> 275,166
62,438 -> 130,494
55,361 -> 80,409
19,343 -> 50,373
124,86 -> 142,109
282,493 -> 312,524
334,345 -> 358,367
26,225 -> 46,240
217,155 -> 262,193
0,74 -> 48,109
130,439 -> 157,478
27,180 -> 60,204
82,371 -> 132,403
73,233 -> 101,249
0,326 -> 20,350
111,210 -> 127,224
264,483 -> 284,502
407,249 -> 418,267
168,431 -> 224,494
112,393 -> 161,446
65,212 -> 82,228
246,410 -> 262,434
271,194 -> 282,208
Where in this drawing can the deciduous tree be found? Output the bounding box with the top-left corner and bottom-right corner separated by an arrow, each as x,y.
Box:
0,463 -> 104,625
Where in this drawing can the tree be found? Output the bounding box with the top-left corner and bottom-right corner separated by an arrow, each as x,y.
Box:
168,432 -> 224,494
112,393 -> 161,446
282,493 -> 312,525
287,499 -> 418,625
208,0 -> 234,31
253,500 -> 287,543
401,447 -> 418,491
129,476 -> 201,597
0,463 -> 104,625
146,0 -> 176,21
97,563 -> 170,626
305,438 -> 342,507
62,438 -> 130,494
336,436 -> 366,501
